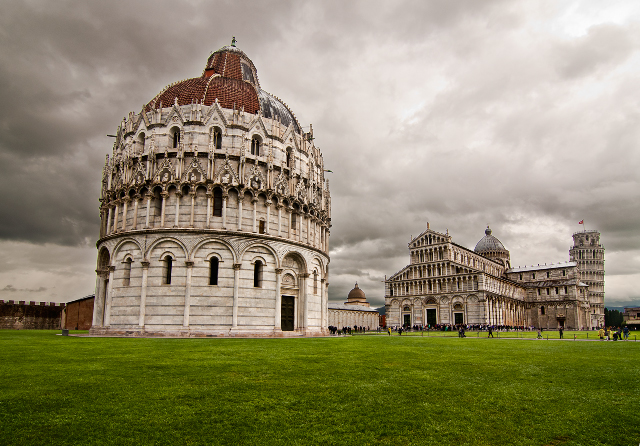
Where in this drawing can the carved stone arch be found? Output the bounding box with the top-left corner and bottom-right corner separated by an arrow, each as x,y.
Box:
112,237 -> 144,260
239,242 -> 280,269
97,246 -> 111,270
424,297 -> 438,305
190,236 -> 238,264
281,272 -> 298,289
182,157 -> 207,184
145,236 -> 188,261
310,256 -> 327,279
281,251 -> 307,275
164,103 -> 185,127
214,157 -> 239,186
467,294 -> 479,303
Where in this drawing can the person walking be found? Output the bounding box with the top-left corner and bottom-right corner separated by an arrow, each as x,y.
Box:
598,327 -> 605,340
623,325 -> 629,341
559,326 -> 564,339
488,326 -> 494,338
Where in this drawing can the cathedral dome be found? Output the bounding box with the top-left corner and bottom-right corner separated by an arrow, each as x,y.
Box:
145,44 -> 300,133
474,226 -> 510,267
348,283 -> 366,300
474,226 -> 507,254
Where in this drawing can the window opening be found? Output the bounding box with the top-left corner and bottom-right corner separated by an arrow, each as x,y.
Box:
209,258 -> 219,285
123,258 -> 132,286
259,220 -> 265,234
213,189 -> 223,217
254,260 -> 263,288
164,256 -> 173,285
173,131 -> 180,149
251,137 -> 260,156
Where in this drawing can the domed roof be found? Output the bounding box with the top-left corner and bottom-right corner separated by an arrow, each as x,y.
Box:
474,226 -> 508,254
145,43 -> 301,133
347,283 -> 366,300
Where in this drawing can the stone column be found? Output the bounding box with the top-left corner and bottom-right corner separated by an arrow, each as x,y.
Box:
306,214 -> 310,244
221,194 -> 228,229
160,192 -> 168,227
232,263 -> 241,328
321,278 -> 327,331
113,202 -> 119,233
174,191 -> 181,227
92,270 -> 108,327
206,192 -> 212,228
265,201 -> 271,234
237,192 -> 244,231
274,268 -> 282,329
277,205 -> 282,236
189,192 -> 196,227
138,261 -> 150,327
103,266 -> 116,326
300,273 -> 309,331
106,207 -> 113,235
132,196 -> 139,230
183,261 -> 193,327
145,194 -> 151,228
252,197 -> 258,233
121,199 -> 129,231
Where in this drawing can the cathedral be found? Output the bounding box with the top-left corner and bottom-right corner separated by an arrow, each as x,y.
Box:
90,42 -> 331,337
385,224 -> 605,330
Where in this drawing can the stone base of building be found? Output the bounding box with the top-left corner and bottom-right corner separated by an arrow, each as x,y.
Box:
88,326 -> 327,338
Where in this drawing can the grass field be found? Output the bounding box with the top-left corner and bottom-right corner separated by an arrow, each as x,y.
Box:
1,330 -> 638,445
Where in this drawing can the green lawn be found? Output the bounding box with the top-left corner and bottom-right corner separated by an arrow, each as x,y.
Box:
0,330 -> 638,445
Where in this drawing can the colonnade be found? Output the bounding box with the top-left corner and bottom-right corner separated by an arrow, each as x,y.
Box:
104,191 -> 329,252
484,296 -> 526,326
389,275 -> 479,297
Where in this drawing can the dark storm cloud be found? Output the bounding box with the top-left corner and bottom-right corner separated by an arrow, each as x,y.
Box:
0,0 -> 638,306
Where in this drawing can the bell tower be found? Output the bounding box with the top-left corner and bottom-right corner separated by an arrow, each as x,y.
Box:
569,230 -> 605,328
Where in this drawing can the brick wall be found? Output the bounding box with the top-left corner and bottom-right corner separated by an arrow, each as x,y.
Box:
62,297 -> 94,330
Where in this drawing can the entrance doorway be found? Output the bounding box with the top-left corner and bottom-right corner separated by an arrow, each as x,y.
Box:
454,312 -> 464,325
403,314 -> 411,327
426,309 -> 437,326
281,296 -> 295,331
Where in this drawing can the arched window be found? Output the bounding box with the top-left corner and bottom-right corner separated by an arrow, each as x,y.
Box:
254,260 -> 263,288
123,258 -> 132,286
209,257 -> 219,286
251,136 -> 261,156
286,147 -> 293,168
163,256 -> 173,285
213,188 -> 223,217
259,219 -> 265,234
291,213 -> 297,230
138,133 -> 145,153
172,129 -> 180,149
390,288 -> 393,297
313,271 -> 318,294
213,128 -> 222,151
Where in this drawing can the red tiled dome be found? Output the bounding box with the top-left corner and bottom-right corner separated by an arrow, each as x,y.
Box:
145,45 -> 300,133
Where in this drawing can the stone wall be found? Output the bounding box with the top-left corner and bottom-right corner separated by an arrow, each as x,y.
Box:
0,301 -> 63,329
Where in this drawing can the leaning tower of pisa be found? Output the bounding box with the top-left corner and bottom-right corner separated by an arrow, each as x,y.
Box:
569,230 -> 605,328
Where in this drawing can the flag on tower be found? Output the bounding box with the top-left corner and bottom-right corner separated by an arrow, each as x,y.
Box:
578,220 -> 583,225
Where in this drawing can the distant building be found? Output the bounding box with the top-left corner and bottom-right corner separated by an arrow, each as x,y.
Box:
623,307 -> 640,330
328,283 -> 379,330
62,295 -> 95,330
385,224 -> 602,330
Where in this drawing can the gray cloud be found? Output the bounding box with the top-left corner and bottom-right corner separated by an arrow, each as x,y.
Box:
0,0 -> 638,308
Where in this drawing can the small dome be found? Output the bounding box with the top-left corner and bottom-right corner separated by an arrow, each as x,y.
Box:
348,282 -> 366,300
474,226 -> 508,254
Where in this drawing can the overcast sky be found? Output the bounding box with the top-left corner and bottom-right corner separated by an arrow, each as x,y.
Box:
0,0 -> 639,308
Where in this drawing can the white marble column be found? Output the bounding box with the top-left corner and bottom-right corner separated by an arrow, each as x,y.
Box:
121,199 -> 128,231
106,207 -> 113,235
277,205 -> 282,236
265,201 -> 271,234
306,214 -> 310,244
174,192 -> 181,227
103,266 -> 115,326
237,193 -> 243,231
206,192 -> 212,228
252,197 -> 257,233
145,194 -> 151,228
132,196 -> 139,230
138,261 -> 150,327
160,192 -> 168,227
92,271 -> 108,327
300,273 -> 309,331
321,278 -> 327,331
275,268 -> 282,329
189,192 -> 196,227
183,261 -> 193,327
113,202 -> 119,233
232,263 -> 241,328
221,194 -> 227,229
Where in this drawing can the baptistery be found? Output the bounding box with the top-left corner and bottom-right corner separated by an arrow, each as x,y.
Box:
90,42 -> 331,336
